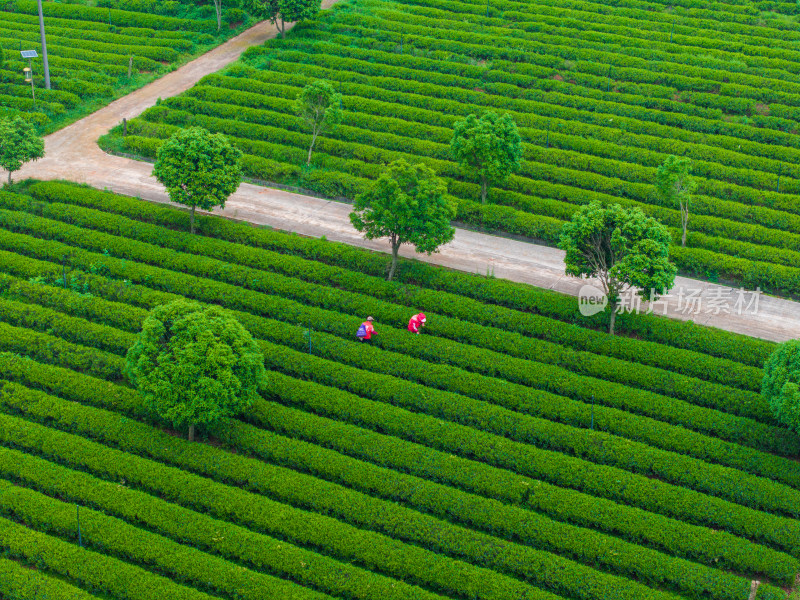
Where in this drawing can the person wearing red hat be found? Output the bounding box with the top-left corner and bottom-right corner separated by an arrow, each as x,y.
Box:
356,316 -> 376,342
408,313 -> 427,334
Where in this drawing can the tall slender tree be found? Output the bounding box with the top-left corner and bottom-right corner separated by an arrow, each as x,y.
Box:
0,117 -> 45,184
450,112 -> 522,204
656,155 -> 696,247
212,0 -> 224,31
295,80 -> 342,165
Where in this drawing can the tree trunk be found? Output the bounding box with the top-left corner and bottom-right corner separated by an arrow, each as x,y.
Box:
280,18 -> 285,38
608,300 -> 618,335
307,130 -> 317,166
387,237 -> 400,281
188,424 -> 196,442
215,1 -> 222,31
7,171 -> 11,185
480,176 -> 488,203
680,203 -> 689,247
190,205 -> 196,235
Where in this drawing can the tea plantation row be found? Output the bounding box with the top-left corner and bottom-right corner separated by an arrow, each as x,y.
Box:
109,0 -> 800,296
0,0 -> 251,132
0,181 -> 796,600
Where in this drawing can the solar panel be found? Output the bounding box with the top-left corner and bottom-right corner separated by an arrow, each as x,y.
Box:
20,50 -> 38,59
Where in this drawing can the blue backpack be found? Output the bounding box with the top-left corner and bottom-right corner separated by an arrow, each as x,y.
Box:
356,324 -> 368,339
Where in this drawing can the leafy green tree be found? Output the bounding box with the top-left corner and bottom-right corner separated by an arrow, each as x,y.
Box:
559,201 -> 677,335
239,0 -> 277,22
278,0 -> 321,34
450,112 -> 522,204
656,155 -> 696,247
0,117 -> 45,185
239,0 -> 320,37
350,159 -> 456,281
762,340 -> 800,436
124,300 -> 267,441
295,80 -> 342,165
152,126 -> 242,234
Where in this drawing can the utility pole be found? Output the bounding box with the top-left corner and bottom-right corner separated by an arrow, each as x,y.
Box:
37,0 -> 50,89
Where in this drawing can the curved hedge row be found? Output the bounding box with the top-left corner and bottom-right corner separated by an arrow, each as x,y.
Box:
5,352 -> 794,586
3,292 -> 797,564
26,182 -> 771,375
0,470 -> 334,600
1,207 -> 790,461
3,214 -> 797,481
0,446 -> 444,600
0,383 -> 783,600
0,556 -> 102,600
258,343 -> 800,557
8,264 -> 800,523
6,294 -> 791,596
0,511 -> 216,600
4,192 -> 770,423
6,0 -> 218,32
0,389 -> 576,600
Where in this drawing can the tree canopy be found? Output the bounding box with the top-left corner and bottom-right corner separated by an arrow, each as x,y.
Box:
350,159 -> 456,281
656,155 -> 696,247
239,0 -> 320,36
124,300 -> 267,441
152,126 -> 242,233
0,117 -> 45,184
295,80 -> 342,165
559,201 -> 677,334
762,340 -> 800,436
450,112 -> 522,203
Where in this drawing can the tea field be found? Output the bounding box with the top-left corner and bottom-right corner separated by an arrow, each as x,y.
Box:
0,0 -> 252,132
0,180 -> 797,600
107,0 -> 800,298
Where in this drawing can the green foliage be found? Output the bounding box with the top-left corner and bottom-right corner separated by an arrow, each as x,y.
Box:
559,202 -> 677,334
294,80 -> 342,165
0,117 -> 44,184
123,299 -> 266,439
0,556 -> 102,600
656,155 -> 697,247
350,159 -> 455,280
0,383 -> 784,600
278,0 -> 322,25
4,354 -> 796,591
0,509 -> 215,600
450,112 -> 522,203
151,126 -> 242,232
762,340 -> 800,435
238,0 -> 278,20
239,0 -> 320,35
21,181 -> 775,379
1,183 -> 795,600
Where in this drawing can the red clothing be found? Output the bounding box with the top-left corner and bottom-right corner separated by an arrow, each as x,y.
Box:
360,321 -> 375,340
408,313 -> 426,333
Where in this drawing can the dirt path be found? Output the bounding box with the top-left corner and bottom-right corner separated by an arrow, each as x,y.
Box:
3,5 -> 800,343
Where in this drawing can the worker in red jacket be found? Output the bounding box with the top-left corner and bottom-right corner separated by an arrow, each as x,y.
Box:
408,313 -> 427,334
356,316 -> 376,342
